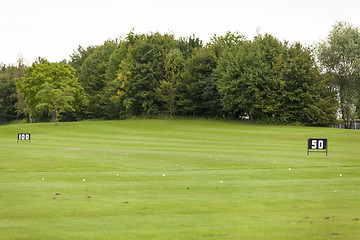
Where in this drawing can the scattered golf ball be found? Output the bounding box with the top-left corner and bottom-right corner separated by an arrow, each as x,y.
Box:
340,174 -> 342,177
116,173 -> 119,176
83,179 -> 86,181
162,174 -> 165,176
42,178 -> 45,180
220,180 -> 223,183
289,168 -> 292,171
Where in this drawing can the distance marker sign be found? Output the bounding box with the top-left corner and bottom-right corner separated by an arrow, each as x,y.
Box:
307,138 -> 327,157
17,133 -> 31,143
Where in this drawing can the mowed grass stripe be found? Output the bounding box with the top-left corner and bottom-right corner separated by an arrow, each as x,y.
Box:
0,119 -> 360,239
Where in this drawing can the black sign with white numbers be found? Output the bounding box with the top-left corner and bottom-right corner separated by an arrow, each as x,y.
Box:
307,138 -> 327,157
17,133 -> 31,143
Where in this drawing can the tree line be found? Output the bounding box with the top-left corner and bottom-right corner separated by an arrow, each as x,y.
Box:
1,22 -> 360,127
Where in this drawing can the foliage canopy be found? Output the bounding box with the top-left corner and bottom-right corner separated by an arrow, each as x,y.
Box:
16,60 -> 86,124
4,25 -> 358,126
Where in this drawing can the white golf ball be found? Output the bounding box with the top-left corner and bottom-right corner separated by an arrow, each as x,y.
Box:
220,180 -> 223,183
162,174 -> 165,176
42,178 -> 45,180
289,168 -> 292,171
116,174 -> 119,176
340,174 -> 342,177
83,179 -> 86,181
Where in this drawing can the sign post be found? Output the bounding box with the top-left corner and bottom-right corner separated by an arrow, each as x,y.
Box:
307,138 -> 327,157
17,133 -> 31,143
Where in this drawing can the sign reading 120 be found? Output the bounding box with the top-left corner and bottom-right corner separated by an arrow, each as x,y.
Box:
307,138 -> 327,157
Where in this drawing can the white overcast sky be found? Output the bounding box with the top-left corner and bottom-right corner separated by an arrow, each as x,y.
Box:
1,0 -> 360,65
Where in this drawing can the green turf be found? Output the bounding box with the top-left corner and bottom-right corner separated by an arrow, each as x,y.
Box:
0,119 -> 359,239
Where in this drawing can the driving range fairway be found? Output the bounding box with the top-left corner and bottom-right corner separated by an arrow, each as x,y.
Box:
0,119 -> 359,239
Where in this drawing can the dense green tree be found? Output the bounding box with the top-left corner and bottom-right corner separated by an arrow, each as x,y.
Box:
16,60 -> 87,123
35,82 -> 77,124
74,40 -> 117,118
101,33 -> 147,119
101,79 -> 126,119
177,35 -> 203,59
216,34 -> 337,125
0,58 -> 26,124
70,45 -> 95,77
250,34 -> 285,121
0,65 -> 18,123
156,48 -> 184,118
275,43 -> 337,125
116,32 -> 177,116
216,39 -> 269,120
179,46 -> 220,116
105,41 -> 125,82
13,57 -> 27,119
103,32 -> 205,119
105,33 -> 148,83
210,31 -> 246,59
317,21 -> 360,128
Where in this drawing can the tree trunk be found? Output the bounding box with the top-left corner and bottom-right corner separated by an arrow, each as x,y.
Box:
169,103 -> 172,119
350,119 -> 355,129
52,110 -> 58,125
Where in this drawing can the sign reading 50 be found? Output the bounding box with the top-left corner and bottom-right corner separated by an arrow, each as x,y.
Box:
307,138 -> 327,157
310,139 -> 326,149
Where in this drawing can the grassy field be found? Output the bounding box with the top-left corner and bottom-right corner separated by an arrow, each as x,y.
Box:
0,119 -> 359,239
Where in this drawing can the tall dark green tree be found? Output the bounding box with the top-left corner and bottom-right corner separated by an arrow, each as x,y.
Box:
156,48 -> 184,118
216,39 -> 269,120
210,31 -> 246,59
275,43 -> 337,125
115,32 -> 177,117
14,57 -> 27,119
70,45 -> 95,75
179,46 -> 220,117
216,34 -> 337,125
0,65 -> 18,123
75,40 -> 117,118
177,35 -> 203,59
101,33 -> 146,119
251,34 -> 285,121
